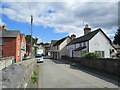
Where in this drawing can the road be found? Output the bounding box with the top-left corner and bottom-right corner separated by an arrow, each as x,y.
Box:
38,58 -> 118,88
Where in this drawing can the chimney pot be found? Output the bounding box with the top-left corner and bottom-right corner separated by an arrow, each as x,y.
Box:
2,26 -> 7,30
71,34 -> 76,40
84,24 -> 91,35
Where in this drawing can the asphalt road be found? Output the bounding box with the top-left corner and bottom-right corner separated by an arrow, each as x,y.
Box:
38,58 -> 118,88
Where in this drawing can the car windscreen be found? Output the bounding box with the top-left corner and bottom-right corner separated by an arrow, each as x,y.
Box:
35,56 -> 42,58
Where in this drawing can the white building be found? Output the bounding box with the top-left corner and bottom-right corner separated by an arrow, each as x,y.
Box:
37,45 -> 45,55
67,25 -> 117,58
50,36 -> 71,59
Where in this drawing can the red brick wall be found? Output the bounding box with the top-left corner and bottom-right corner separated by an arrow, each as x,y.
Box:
16,33 -> 21,62
2,38 -> 16,59
2,33 -> 21,62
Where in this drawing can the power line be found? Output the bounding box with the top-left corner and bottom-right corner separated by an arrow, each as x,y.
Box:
27,0 -> 32,15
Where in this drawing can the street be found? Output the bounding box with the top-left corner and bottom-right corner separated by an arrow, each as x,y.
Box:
38,58 -> 118,88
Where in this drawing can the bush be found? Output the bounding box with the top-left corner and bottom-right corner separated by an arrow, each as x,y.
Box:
82,52 -> 101,59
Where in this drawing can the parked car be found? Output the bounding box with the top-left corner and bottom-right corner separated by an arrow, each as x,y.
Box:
35,54 -> 44,63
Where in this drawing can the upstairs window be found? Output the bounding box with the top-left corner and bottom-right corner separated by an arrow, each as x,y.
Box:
95,51 -> 104,57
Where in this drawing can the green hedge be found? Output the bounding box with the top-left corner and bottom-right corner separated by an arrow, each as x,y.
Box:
82,52 -> 101,59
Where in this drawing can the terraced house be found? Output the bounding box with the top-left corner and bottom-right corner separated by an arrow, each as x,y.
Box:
0,26 -> 26,62
67,25 -> 117,58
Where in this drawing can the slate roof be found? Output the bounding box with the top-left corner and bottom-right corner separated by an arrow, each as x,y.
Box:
0,30 -> 20,37
74,46 -> 86,51
53,36 -> 69,46
67,28 -> 111,45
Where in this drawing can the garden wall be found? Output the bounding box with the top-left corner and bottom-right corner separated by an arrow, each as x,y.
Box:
61,56 -> 120,77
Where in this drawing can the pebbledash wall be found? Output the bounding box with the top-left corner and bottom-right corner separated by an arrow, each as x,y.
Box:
61,56 -> 120,77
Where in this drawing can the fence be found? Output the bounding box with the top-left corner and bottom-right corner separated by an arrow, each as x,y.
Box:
0,56 -> 14,70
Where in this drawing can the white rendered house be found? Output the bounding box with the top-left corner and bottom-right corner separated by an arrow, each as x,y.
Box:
67,25 -> 117,58
50,36 -> 72,59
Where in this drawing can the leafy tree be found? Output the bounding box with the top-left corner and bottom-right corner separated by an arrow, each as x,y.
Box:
113,28 -> 120,46
25,35 -> 38,45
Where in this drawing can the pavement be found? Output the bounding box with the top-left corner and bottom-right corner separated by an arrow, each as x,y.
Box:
38,58 -> 119,88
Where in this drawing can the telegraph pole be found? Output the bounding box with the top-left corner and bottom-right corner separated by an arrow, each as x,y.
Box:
30,15 -> 33,56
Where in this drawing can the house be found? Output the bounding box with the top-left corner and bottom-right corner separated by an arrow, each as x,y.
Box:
26,43 -> 31,56
50,40 -> 58,58
36,45 -> 45,55
0,26 -> 21,62
20,34 -> 26,60
50,36 -> 71,59
44,44 -> 51,56
67,24 -> 117,58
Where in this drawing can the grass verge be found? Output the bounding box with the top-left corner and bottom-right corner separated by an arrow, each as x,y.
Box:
31,64 -> 39,84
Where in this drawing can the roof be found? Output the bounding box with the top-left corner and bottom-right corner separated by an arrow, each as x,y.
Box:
20,34 -> 25,39
67,28 -> 111,45
53,36 -> 69,46
0,30 -> 20,37
74,46 -> 86,51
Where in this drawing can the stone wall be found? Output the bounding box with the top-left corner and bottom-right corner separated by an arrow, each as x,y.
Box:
1,59 -> 36,88
61,56 -> 120,77
0,57 -> 14,70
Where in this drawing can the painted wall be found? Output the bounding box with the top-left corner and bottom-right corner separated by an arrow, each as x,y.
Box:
59,37 -> 71,58
21,35 -> 26,60
67,41 -> 89,57
89,31 -> 115,58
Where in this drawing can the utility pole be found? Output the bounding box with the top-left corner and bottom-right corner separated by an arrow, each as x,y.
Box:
30,15 -> 33,56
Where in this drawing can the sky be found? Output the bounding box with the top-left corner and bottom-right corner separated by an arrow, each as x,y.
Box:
0,0 -> 119,43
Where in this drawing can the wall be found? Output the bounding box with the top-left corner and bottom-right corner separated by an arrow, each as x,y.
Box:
89,31 -> 116,58
0,57 -> 14,70
67,41 -> 89,57
2,38 -> 16,59
60,37 -> 71,58
1,59 -> 36,88
16,33 -> 21,62
61,56 -> 120,77
21,35 -> 26,60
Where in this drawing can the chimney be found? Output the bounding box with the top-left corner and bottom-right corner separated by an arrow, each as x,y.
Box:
71,34 -> 76,40
84,24 -> 91,35
2,26 -> 7,30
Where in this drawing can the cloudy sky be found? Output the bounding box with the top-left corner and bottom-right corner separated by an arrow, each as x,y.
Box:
0,0 -> 119,42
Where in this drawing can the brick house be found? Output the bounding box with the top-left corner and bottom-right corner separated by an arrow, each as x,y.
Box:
20,34 -> 26,60
0,26 -> 21,62
26,43 -> 31,56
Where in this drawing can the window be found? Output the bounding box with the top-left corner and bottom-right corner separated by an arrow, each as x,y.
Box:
81,51 -> 87,56
0,38 -> 3,45
95,51 -> 104,57
0,50 -> 2,57
80,43 -> 82,47
83,42 -> 86,46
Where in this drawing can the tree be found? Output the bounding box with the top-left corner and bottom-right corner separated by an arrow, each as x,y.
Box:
25,35 -> 38,45
113,28 -> 120,46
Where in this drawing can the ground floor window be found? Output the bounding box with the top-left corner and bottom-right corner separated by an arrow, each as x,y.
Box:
95,51 -> 104,57
81,51 -> 87,56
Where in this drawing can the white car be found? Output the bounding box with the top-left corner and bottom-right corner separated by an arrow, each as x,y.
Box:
35,54 -> 44,63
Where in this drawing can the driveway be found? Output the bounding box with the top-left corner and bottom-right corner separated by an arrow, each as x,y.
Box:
38,58 -> 118,88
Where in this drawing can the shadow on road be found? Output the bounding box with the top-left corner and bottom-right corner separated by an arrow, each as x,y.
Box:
51,59 -> 119,87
